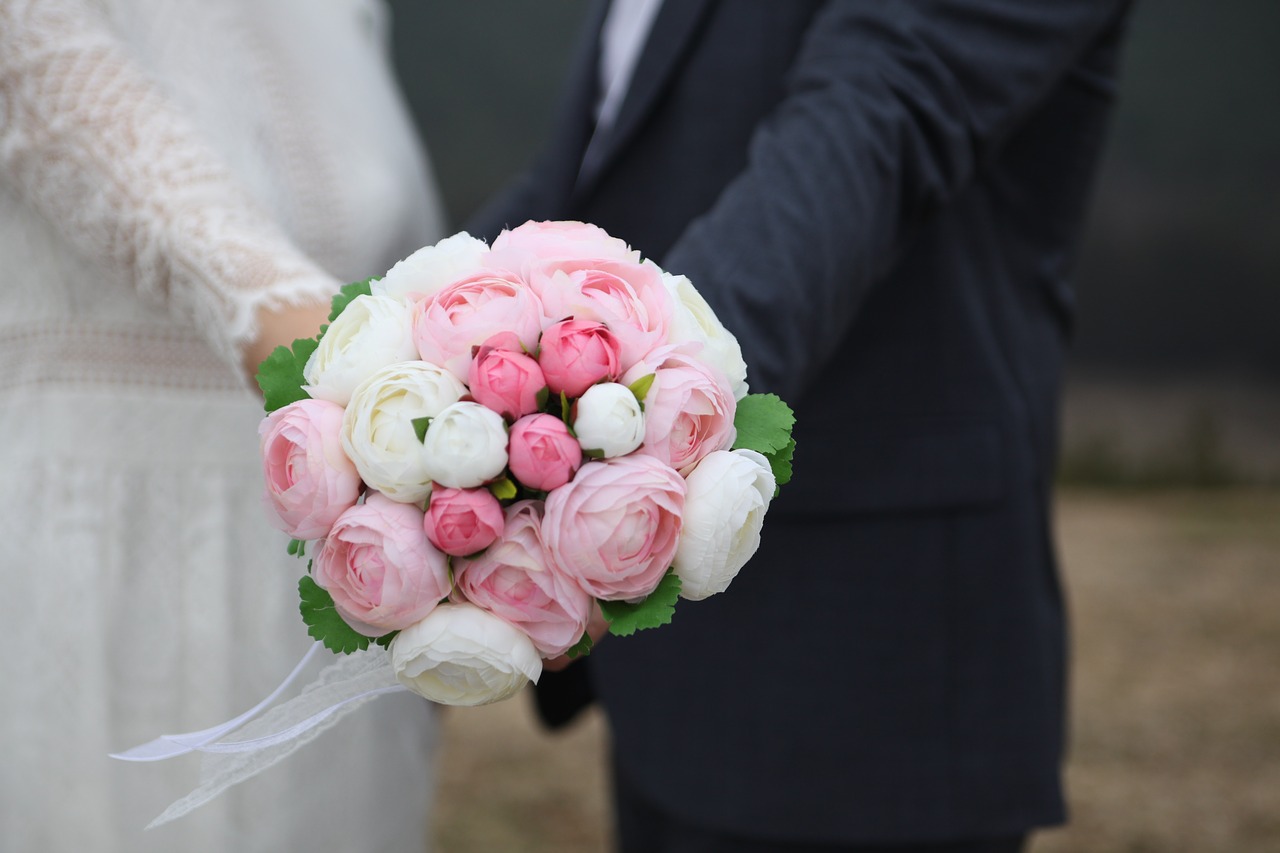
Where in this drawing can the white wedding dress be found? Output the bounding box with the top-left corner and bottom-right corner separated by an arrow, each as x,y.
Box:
0,1 -> 445,850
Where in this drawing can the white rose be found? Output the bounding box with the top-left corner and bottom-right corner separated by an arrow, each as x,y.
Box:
573,382 -> 645,458
662,273 -> 750,400
371,232 -> 489,302
303,294 -> 418,405
421,401 -> 509,489
342,361 -> 467,503
390,603 -> 542,706
673,449 -> 775,600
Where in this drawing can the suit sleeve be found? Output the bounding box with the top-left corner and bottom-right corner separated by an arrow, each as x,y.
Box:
664,0 -> 1128,403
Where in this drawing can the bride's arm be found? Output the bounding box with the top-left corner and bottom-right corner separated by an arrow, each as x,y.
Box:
0,0 -> 336,384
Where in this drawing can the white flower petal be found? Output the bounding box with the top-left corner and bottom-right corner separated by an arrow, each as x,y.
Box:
673,449 -> 774,600
390,603 -> 542,706
342,361 -> 466,503
372,232 -> 489,302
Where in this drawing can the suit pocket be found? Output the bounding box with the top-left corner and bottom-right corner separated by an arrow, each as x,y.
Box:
771,415 -> 1010,515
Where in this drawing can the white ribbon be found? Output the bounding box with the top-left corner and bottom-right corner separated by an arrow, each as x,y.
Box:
110,641 -> 326,761
110,643 -> 410,827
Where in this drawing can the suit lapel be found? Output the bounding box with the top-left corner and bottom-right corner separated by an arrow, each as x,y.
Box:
574,0 -> 716,199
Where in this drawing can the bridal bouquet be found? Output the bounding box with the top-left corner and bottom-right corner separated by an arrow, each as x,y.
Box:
256,220 -> 795,707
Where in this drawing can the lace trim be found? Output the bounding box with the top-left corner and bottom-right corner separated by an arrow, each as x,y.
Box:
0,0 -> 340,368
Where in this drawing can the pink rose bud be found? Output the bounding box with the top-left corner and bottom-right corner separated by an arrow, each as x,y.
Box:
467,336 -> 547,421
423,487 -> 505,557
475,329 -> 525,354
544,455 -> 686,602
508,413 -> 583,492
537,318 -> 622,398
313,492 -> 450,636
259,398 -> 362,540
532,258 -> 671,368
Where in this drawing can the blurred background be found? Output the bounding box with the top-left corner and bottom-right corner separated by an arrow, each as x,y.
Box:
384,2 -> 1279,850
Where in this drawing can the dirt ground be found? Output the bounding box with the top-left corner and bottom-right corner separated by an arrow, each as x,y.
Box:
430,489 -> 1280,852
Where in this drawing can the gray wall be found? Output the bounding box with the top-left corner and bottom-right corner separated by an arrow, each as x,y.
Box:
1071,0 -> 1280,382
386,1 -> 591,224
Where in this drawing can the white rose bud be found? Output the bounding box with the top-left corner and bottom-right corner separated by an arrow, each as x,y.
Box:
372,232 -> 489,302
342,361 -> 466,504
663,273 -> 750,400
573,382 -> 645,458
390,603 -> 542,706
421,401 -> 509,489
303,294 -> 418,405
673,449 -> 776,600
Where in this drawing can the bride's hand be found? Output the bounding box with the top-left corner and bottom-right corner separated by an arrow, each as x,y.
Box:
241,299 -> 334,388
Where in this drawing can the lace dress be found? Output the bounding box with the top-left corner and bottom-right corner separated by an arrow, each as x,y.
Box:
0,1 -> 445,850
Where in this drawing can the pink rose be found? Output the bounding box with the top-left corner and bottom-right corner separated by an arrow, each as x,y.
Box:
423,487 -> 505,557
486,220 -> 639,276
467,336 -> 547,421
454,501 -> 594,658
543,455 -> 686,601
313,492 -> 450,636
537,318 -> 623,398
475,329 -> 524,353
413,269 -> 545,380
259,398 -> 361,540
624,346 -> 737,475
507,413 -> 583,492
532,258 -> 671,369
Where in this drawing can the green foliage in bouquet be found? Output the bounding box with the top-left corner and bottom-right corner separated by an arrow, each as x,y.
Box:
564,629 -> 594,660
627,372 -> 655,407
600,571 -> 682,636
731,393 -> 796,489
256,337 -> 318,413
488,477 -> 519,502
327,278 -> 374,323
299,575 -> 397,654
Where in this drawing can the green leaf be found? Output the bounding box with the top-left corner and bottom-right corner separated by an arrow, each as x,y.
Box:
328,278 -> 375,323
299,575 -> 371,654
489,477 -> 518,502
732,393 -> 796,455
627,373 -> 655,405
412,416 -> 432,444
287,538 -> 308,558
766,436 -> 796,489
560,391 -> 571,423
565,630 -> 594,660
600,571 -> 681,637
373,630 -> 399,649
581,446 -> 606,460
256,336 -> 320,412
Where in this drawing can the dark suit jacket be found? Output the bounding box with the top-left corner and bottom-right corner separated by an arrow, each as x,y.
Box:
469,0 -> 1133,843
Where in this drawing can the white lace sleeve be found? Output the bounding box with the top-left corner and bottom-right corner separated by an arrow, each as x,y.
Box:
0,0 -> 341,366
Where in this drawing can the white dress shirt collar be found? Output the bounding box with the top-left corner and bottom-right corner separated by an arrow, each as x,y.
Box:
595,0 -> 665,130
